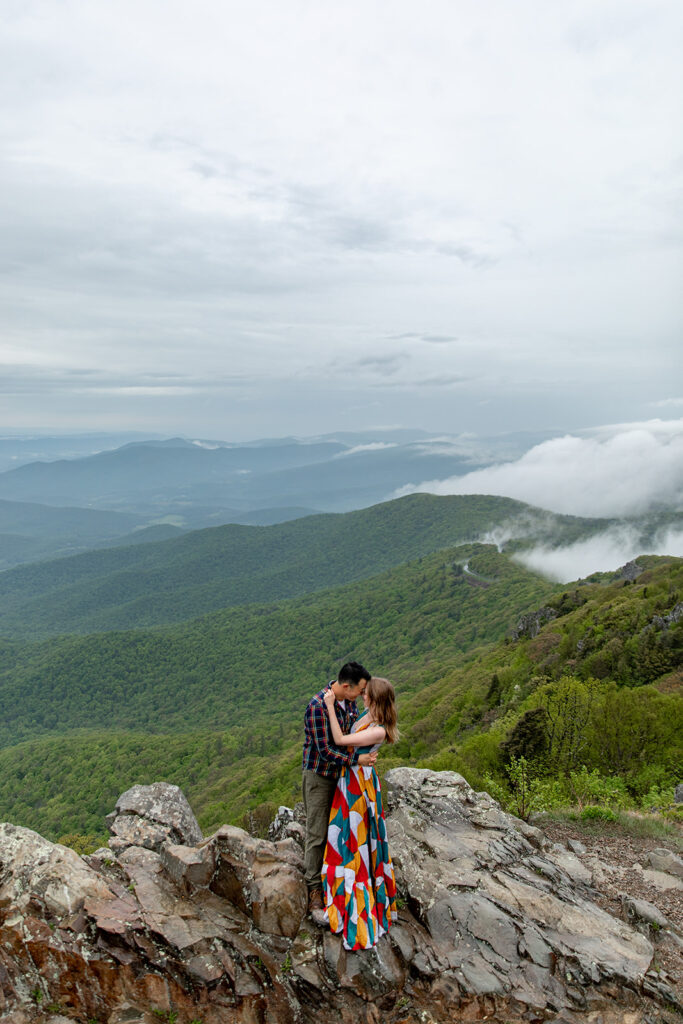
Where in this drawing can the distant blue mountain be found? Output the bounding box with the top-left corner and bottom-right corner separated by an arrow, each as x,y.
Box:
0,433 -> 488,519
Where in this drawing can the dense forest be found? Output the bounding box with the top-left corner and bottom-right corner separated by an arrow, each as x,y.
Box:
0,538 -> 680,844
0,493 -> 610,637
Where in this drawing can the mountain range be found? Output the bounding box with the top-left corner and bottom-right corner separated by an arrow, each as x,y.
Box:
0,493 -> 610,637
0,429 -> 680,846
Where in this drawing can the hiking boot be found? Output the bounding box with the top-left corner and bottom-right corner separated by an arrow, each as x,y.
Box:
307,887 -> 324,914
308,888 -> 327,926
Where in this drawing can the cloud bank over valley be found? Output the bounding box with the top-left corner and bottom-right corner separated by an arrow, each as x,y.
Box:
396,419 -> 683,579
397,419 -> 683,518
513,525 -> 683,583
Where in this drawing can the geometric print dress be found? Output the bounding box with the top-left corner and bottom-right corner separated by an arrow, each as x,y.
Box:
321,713 -> 398,950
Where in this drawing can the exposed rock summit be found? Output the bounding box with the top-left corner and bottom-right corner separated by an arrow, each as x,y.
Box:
0,770 -> 680,1024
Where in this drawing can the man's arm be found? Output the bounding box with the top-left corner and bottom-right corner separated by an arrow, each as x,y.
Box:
305,701 -> 357,767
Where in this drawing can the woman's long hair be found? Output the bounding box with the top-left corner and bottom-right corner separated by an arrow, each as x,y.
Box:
366,676 -> 399,744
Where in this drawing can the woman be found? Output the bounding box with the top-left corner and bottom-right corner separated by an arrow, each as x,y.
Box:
321,676 -> 398,950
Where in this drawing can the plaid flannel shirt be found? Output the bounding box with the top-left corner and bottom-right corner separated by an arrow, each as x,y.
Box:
302,684 -> 360,778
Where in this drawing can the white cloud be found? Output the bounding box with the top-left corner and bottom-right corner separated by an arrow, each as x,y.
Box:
396,419 -> 683,517
650,397 -> 683,409
514,526 -> 683,583
333,442 -> 398,458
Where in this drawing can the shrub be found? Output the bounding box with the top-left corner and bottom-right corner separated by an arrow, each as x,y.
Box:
580,805 -> 618,822
568,766 -> 630,811
501,707 -> 549,762
57,832 -> 106,855
639,785 -> 675,813
504,755 -> 552,821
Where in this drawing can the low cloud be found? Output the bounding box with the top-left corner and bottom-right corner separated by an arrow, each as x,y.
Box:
513,526 -> 683,583
333,442 -> 398,458
396,419 -> 683,518
651,397 -> 683,409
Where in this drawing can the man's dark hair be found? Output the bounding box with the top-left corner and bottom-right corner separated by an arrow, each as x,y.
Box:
338,661 -> 370,686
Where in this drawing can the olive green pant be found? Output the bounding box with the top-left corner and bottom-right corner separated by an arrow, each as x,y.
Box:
302,770 -> 338,891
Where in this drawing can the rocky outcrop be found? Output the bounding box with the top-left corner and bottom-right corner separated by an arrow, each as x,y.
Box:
106,782 -> 203,854
649,601 -> 683,632
512,606 -> 557,640
0,771 -> 680,1024
614,560 -> 644,582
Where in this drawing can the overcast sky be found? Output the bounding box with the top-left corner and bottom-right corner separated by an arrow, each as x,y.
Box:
1,0 -> 681,440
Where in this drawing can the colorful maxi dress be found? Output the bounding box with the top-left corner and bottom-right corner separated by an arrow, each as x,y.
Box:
321,713 -> 398,950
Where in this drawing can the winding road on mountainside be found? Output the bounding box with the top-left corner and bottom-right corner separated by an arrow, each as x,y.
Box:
462,561 -> 493,587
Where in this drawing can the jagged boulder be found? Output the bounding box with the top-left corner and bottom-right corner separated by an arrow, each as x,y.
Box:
615,560 -> 644,582
267,802 -> 306,846
0,771 -> 679,1024
106,781 -> 203,854
208,825 -> 307,937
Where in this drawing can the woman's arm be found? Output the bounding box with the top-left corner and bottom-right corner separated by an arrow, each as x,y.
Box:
323,689 -> 385,747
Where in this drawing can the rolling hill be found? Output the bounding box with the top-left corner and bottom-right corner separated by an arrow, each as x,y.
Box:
0,550 -> 680,841
0,494 -> 611,637
0,498 -> 183,569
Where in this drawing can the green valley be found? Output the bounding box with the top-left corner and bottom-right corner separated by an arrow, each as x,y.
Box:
0,493 -> 609,638
0,540 -> 680,844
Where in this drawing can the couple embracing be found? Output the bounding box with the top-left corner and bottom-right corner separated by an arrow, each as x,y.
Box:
302,660 -> 398,951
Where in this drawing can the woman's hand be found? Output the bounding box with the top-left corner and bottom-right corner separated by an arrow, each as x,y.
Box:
323,687 -> 336,711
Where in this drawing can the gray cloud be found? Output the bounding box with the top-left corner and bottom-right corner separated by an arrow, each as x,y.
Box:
0,0 -> 680,437
0,364 -> 256,397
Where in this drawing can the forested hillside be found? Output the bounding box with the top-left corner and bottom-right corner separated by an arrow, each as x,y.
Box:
0,543 -> 553,748
0,547 -> 680,842
0,499 -> 161,569
0,493 -> 609,637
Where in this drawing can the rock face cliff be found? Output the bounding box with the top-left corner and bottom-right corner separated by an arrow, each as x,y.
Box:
0,772 -> 680,1024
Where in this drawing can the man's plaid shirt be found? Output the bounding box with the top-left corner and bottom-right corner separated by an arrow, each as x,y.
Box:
302,685 -> 360,778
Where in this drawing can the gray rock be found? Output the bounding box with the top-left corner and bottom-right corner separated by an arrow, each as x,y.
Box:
621,895 -> 670,932
384,766 -> 653,997
675,782 -> 683,804
161,842 -> 216,891
649,601 -> 683,631
209,824 -> 307,938
512,606 -> 557,640
567,838 -> 587,856
108,813 -> 172,854
0,821 -> 114,918
113,782 -> 203,846
614,560 -> 644,581
0,775 -> 671,1024
646,847 -> 683,879
267,805 -> 306,847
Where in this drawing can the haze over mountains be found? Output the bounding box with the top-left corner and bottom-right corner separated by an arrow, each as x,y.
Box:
0,426 -> 680,578
0,428 -> 543,568
0,431 -> 506,517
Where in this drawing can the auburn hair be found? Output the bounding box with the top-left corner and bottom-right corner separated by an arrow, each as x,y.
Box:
366,676 -> 399,744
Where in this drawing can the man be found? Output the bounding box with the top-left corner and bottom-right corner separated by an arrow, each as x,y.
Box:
302,660 -> 377,921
